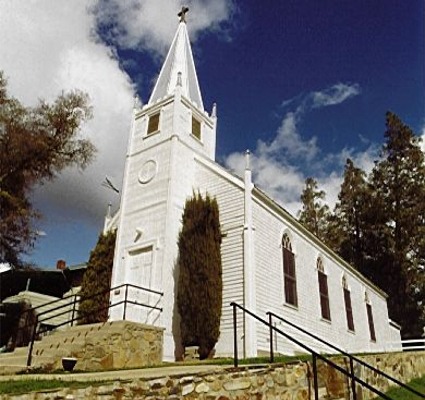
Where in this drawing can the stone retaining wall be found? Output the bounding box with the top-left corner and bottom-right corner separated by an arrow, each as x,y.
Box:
356,351 -> 425,399
72,321 -> 164,371
3,351 -> 424,399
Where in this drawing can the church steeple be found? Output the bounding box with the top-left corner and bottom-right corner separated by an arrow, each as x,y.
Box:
148,8 -> 204,110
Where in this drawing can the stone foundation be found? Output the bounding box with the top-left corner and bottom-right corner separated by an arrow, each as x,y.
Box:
3,351 -> 424,399
355,351 -> 425,400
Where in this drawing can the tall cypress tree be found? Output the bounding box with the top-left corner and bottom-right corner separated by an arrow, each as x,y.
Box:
177,192 -> 222,359
78,230 -> 116,324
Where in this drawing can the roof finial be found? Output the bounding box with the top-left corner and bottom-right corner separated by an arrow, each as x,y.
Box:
245,150 -> 251,170
211,102 -> 217,118
178,6 -> 189,23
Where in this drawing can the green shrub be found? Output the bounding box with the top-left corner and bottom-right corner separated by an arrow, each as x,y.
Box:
78,230 -> 116,324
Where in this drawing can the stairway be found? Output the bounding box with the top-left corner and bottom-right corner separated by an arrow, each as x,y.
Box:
0,322 -> 112,374
0,320 -> 164,374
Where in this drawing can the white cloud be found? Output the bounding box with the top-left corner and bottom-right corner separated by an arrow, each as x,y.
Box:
421,126 -> 425,153
311,83 -> 360,109
261,112 -> 319,161
93,0 -> 235,55
225,151 -> 305,215
323,144 -> 378,175
0,0 -> 135,225
280,83 -> 361,115
257,82 -> 361,164
0,0 -> 235,265
0,0 -> 235,230
225,83 -> 367,215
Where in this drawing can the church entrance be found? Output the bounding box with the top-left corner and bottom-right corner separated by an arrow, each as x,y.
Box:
127,246 -> 156,324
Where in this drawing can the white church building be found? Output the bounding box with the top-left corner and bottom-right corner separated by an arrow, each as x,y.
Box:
106,11 -> 401,361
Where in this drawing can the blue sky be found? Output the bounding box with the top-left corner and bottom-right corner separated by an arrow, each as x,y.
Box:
0,0 -> 424,268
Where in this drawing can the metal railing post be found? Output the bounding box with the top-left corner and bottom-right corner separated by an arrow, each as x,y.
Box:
267,311 -> 423,399
21,283 -> 164,369
312,353 -> 319,400
123,284 -> 129,320
268,312 -> 274,363
349,357 -> 357,400
71,295 -> 77,327
26,317 -> 38,367
231,302 -> 238,368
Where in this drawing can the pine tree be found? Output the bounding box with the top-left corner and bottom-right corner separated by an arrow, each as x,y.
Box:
332,159 -> 370,274
298,177 -> 330,240
78,230 -> 116,324
177,193 -> 222,359
367,112 -> 425,336
296,113 -> 424,336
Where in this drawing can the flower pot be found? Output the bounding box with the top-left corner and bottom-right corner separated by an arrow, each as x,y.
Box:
62,357 -> 77,372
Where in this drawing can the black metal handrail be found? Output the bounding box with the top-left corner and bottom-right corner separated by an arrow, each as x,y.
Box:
231,302 -> 396,400
267,311 -> 424,399
26,283 -> 163,367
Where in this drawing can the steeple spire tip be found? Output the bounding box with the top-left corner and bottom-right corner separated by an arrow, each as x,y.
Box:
148,6 -> 204,110
178,6 -> 189,23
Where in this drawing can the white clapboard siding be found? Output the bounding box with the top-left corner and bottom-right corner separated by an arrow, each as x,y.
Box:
195,158 -> 245,355
252,189 -> 397,355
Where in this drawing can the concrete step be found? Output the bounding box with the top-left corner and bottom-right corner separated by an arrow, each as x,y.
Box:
3,347 -> 28,356
0,354 -> 27,366
0,345 -> 81,364
3,322 -> 119,354
0,327 -> 95,372
0,364 -> 27,375
0,350 -> 78,373
0,320 -> 155,373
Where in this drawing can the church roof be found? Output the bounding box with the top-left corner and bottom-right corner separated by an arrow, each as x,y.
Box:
148,20 -> 204,110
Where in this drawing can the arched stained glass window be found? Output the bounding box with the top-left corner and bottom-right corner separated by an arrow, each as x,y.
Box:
342,275 -> 355,331
282,234 -> 297,307
317,258 -> 330,321
365,293 -> 376,342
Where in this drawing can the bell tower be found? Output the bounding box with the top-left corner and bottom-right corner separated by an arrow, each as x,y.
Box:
109,8 -> 217,360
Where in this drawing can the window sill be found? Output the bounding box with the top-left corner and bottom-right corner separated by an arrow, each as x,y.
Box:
283,302 -> 299,311
144,130 -> 160,139
347,329 -> 356,335
320,317 -> 332,324
190,133 -> 203,144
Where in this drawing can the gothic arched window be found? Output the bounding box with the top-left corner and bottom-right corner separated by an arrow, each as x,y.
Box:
317,258 -> 331,321
282,234 -> 297,307
365,293 -> 376,342
342,275 -> 355,331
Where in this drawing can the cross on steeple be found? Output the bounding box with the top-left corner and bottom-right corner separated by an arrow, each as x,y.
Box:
178,6 -> 189,23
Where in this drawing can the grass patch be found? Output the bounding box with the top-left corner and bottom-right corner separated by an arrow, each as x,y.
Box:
170,354 -> 312,366
0,379 -> 99,395
377,375 -> 425,400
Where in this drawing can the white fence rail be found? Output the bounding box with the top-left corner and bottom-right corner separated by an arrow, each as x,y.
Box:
401,338 -> 425,351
